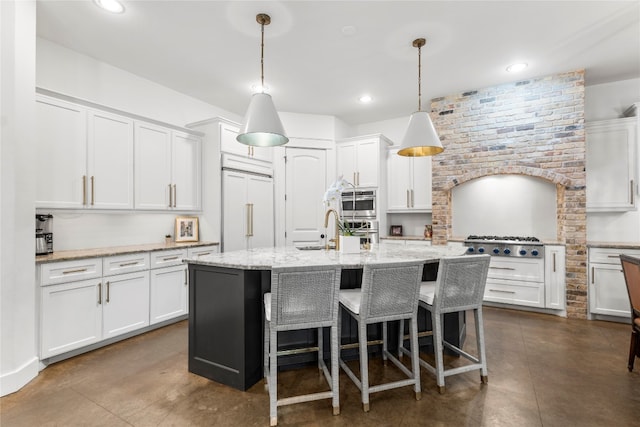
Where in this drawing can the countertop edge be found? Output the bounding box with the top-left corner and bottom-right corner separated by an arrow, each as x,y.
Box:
36,241 -> 219,264
587,242 -> 640,250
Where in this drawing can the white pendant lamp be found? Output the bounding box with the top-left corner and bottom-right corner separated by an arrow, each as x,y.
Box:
237,13 -> 288,147
398,38 -> 443,157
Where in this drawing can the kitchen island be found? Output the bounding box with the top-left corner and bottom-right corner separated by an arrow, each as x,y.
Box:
185,243 -> 466,391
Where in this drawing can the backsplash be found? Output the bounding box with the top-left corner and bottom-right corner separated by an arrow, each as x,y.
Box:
429,70 -> 587,318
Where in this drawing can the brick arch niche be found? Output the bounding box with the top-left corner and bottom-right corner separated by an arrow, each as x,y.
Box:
429,70 -> 587,318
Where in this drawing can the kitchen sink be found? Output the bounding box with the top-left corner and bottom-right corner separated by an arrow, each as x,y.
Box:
296,245 -> 326,251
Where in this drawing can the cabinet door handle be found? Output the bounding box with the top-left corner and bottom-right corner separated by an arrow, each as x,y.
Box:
197,252 -> 211,257
591,266 -> 594,284
63,268 -> 88,275
184,269 -> 188,286
553,253 -> 556,273
245,204 -> 251,237
106,281 -> 110,303
357,172 -> 360,186
411,189 -> 414,207
82,175 -> 87,205
406,190 -> 410,208
247,146 -> 251,157
168,184 -> 173,208
249,203 -> 254,236
490,266 -> 516,271
119,261 -> 139,267
173,184 -> 177,208
489,289 -> 516,294
91,176 -> 95,206
98,282 -> 102,304
631,180 -> 635,205
162,256 -> 179,261
353,172 -> 356,185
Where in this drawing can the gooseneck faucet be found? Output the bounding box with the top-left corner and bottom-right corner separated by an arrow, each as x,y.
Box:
324,208 -> 340,251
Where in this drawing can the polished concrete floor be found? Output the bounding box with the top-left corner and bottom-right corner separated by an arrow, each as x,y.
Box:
2,307 -> 639,426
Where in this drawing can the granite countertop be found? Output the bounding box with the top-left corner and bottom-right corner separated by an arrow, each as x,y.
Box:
184,243 -> 467,270
587,241 -> 640,250
36,241 -> 219,264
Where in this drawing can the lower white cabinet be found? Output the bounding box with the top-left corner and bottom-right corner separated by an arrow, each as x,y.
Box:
102,270 -> 150,339
150,264 -> 187,325
544,245 -> 566,310
40,278 -> 102,358
589,247 -> 640,317
484,257 -> 545,308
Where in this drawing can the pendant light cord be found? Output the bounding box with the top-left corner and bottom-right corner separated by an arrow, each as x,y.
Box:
260,21 -> 265,92
417,43 -> 422,112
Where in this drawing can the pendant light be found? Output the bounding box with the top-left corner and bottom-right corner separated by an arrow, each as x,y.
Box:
236,13 -> 289,147
397,38 -> 443,157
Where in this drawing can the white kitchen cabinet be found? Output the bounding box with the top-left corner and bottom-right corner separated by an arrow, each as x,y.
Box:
40,278 -> 103,358
222,169 -> 274,252
544,245 -> 566,310
187,245 -> 220,259
150,265 -> 188,325
134,122 -> 202,211
336,135 -> 391,188
589,247 -> 639,317
387,148 -> 432,211
586,117 -> 637,211
35,95 -> 135,210
35,95 -> 88,209
102,270 -> 150,339
484,257 -> 545,308
220,121 -> 273,163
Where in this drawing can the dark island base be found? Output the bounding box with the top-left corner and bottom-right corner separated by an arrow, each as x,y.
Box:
188,263 -> 465,391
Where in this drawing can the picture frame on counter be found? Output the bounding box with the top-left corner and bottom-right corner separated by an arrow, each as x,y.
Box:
390,225 -> 403,236
175,216 -> 199,242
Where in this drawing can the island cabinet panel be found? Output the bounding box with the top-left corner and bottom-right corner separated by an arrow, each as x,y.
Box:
188,265 -> 265,391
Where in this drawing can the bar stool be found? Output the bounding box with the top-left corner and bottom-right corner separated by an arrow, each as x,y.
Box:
338,260 -> 424,412
398,254 -> 491,393
263,265 -> 342,426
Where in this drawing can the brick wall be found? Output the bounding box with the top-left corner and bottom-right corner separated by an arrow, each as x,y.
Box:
430,70 -> 587,318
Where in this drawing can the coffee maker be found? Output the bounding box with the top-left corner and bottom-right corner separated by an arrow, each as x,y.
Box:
36,214 -> 53,255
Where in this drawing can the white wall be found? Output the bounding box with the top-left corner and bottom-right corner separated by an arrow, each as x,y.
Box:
36,39 -> 243,250
585,78 -> 640,242
1,0 -> 39,396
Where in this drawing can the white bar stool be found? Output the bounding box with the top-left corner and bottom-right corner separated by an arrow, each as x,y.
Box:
338,260 -> 424,412
263,265 -> 342,426
399,254 -> 491,393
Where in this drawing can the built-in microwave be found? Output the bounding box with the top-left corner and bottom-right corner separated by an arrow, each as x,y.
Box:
341,189 -> 376,218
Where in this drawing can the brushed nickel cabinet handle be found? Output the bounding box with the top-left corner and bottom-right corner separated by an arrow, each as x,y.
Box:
98,282 -> 102,304
168,184 -> 172,208
62,268 -> 88,275
90,176 -> 95,205
162,256 -> 179,261
357,172 -> 360,186
82,175 -> 87,205
248,204 -> 254,237
119,261 -> 139,267
490,266 -> 516,271
489,289 -> 516,294
197,252 -> 212,257
246,203 -> 251,237
406,190 -> 410,208
353,173 -> 356,185
591,266 -> 594,284
247,146 -> 251,156
411,189 -> 414,207
184,269 -> 188,286
607,255 -> 620,258
553,253 -> 556,273
173,184 -> 177,208
106,281 -> 110,303
631,180 -> 635,205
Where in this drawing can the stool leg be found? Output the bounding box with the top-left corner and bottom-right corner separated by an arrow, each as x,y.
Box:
331,324 -> 340,415
269,327 -> 278,426
264,317 -> 269,384
433,312 -> 446,394
382,321 -> 388,365
359,321 -> 370,412
410,315 -> 422,400
398,319 -> 405,360
318,326 -> 324,373
475,308 -> 488,383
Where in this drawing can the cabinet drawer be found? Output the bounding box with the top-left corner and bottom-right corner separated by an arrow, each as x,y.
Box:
103,253 -> 150,277
150,249 -> 187,269
40,259 -> 102,286
588,247 -> 640,264
488,257 -> 544,282
187,245 -> 219,259
484,278 -> 545,308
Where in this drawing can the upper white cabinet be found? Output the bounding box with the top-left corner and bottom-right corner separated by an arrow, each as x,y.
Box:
36,95 -> 134,210
220,121 -> 273,163
387,148 -> 432,212
336,135 -> 391,188
35,91 -> 201,212
134,122 -> 202,211
586,117 -> 637,211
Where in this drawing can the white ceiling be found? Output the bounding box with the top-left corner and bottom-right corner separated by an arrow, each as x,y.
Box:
36,1 -> 640,126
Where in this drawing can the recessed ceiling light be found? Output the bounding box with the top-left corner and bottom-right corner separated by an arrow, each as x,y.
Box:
94,0 -> 125,14
506,62 -> 528,73
359,95 -> 372,103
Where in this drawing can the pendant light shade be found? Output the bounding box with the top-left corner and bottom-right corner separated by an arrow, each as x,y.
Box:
398,38 -> 443,157
237,13 -> 288,147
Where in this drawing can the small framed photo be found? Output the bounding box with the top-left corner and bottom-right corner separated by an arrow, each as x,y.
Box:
175,216 -> 199,242
390,225 -> 403,236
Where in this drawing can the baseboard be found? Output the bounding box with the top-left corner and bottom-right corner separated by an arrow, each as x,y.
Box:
0,356 -> 39,397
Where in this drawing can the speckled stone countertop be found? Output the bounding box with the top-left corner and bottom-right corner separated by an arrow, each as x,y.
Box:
184,243 -> 467,270
587,241 -> 640,250
36,241 -> 219,264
